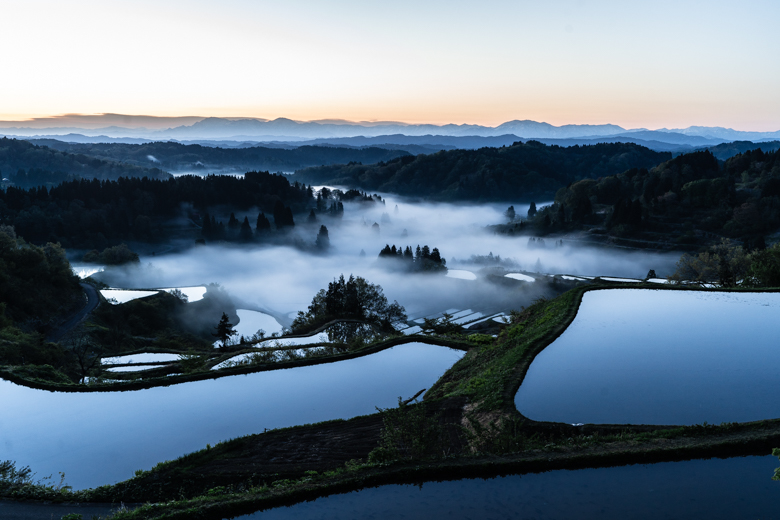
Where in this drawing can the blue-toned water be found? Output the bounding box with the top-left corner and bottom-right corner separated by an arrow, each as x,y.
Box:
232,455 -> 780,520
516,289 -> 780,425
0,343 -> 463,490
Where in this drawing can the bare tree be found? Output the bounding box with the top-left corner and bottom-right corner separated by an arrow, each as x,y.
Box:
64,332 -> 103,383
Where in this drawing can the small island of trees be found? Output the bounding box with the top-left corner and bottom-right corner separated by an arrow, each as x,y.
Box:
378,244 -> 447,273
291,275 -> 406,336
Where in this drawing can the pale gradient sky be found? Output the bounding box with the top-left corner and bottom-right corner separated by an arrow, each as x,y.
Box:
1,0 -> 778,130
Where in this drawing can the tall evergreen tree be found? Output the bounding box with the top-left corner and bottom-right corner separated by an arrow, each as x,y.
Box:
239,216 -> 253,241
213,312 -> 237,348
256,212 -> 271,233
228,212 -> 239,230
316,225 -> 330,250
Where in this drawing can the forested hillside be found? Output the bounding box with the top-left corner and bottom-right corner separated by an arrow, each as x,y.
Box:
528,148 -> 780,248
0,138 -> 168,187
28,140 -> 411,174
702,140 -> 780,161
0,171 -> 312,249
0,225 -> 81,327
291,141 -> 670,201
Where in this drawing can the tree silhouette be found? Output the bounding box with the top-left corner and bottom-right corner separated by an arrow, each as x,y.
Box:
316,225 -> 330,250
239,217 -> 253,241
213,312 -> 237,348
256,212 -> 271,233
228,212 -> 239,231
291,275 -> 406,333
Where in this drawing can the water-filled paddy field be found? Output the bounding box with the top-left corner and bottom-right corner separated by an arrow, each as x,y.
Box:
231,455 -> 780,520
516,289 -> 780,425
0,343 -> 464,490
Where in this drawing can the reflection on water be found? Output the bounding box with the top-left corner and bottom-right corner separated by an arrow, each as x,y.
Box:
516,289 -> 780,425
233,456 -> 780,520
0,343 -> 464,490
103,353 -> 181,364
99,289 -> 158,304
158,286 -> 208,302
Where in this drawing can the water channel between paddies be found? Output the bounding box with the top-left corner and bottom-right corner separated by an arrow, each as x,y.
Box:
516,289 -> 780,425
231,455 -> 780,520
0,343 -> 464,490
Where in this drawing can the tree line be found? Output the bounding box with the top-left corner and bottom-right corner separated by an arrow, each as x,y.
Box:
378,244 -> 447,273
291,141 -> 670,202
525,147 -> 780,248
28,139 -> 411,175
291,275 -> 406,335
0,137 -> 167,188
0,171 -> 312,249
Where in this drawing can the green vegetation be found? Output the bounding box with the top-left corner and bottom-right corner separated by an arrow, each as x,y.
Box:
703,140 -> 780,161
0,171 -> 312,249
419,313 -> 465,335
377,244 -> 446,273
82,243 -> 140,265
7,284 -> 780,519
670,239 -> 780,287
369,397 -> 444,463
292,141 -> 669,202
213,312 -> 237,348
29,139 -> 411,174
0,222 -> 237,386
0,225 -> 81,379
0,459 -> 71,500
89,285 -> 233,353
0,225 -> 81,327
0,137 -> 168,188
524,147 -> 780,248
426,293 -> 577,411
291,275 -> 406,337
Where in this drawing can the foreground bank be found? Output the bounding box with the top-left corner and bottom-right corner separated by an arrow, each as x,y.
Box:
4,283 -> 780,519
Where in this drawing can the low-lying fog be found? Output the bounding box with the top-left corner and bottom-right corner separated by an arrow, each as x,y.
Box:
95,193 -> 681,325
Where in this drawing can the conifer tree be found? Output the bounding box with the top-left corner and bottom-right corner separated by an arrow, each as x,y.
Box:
316,225 -> 330,250
213,312 -> 237,348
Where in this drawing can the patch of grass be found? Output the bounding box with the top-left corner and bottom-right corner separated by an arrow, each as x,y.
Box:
426,289 -> 583,411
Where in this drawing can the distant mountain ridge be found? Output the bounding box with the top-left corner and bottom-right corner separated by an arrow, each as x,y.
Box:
2,115 -> 779,143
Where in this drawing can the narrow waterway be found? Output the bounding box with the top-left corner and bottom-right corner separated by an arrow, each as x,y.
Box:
234,455 -> 780,520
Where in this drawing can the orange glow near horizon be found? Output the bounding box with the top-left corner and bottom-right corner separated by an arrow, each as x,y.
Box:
1,1 -> 778,133
0,107 -> 776,133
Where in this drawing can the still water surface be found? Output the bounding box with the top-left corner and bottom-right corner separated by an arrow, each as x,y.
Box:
0,343 -> 463,490
232,455 -> 780,520
516,289 -> 780,425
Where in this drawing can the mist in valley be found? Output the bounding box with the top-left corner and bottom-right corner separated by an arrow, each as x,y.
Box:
93,194 -> 682,327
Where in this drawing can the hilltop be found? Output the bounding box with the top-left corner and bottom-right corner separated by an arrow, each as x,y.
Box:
291,141 -> 670,202
0,137 -> 168,187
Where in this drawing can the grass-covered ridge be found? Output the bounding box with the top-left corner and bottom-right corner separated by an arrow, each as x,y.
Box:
426,288 -> 582,412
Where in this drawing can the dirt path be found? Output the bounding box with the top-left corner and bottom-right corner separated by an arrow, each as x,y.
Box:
47,283 -> 99,343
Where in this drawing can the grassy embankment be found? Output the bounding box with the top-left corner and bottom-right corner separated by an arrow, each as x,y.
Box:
5,283 -> 780,519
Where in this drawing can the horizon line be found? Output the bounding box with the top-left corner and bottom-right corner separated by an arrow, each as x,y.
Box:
0,113 -> 778,134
